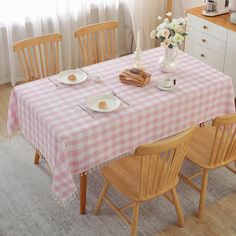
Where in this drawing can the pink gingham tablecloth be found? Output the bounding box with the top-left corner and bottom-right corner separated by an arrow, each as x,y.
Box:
7,47 -> 235,203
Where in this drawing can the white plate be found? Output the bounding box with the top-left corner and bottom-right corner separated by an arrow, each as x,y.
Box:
58,69 -> 88,84
157,81 -> 176,91
87,94 -> 121,113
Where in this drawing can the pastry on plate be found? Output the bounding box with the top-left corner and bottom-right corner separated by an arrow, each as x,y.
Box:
68,74 -> 77,81
98,101 -> 107,109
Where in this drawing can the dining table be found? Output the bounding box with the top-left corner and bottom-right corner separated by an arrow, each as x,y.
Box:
7,47 -> 235,214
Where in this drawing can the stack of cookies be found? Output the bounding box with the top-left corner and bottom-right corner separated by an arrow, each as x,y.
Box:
119,68 -> 151,87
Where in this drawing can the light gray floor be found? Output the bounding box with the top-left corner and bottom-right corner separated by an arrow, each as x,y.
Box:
0,136 -> 236,236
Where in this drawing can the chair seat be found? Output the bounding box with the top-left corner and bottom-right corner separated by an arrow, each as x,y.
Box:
186,126 -> 235,169
101,155 -> 177,201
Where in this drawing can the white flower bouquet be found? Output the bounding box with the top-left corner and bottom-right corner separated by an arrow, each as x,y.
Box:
150,13 -> 188,49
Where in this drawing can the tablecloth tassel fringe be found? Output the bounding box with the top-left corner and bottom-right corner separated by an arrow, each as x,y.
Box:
74,152 -> 132,176
200,120 -> 213,127
90,153 -> 131,173
18,134 -> 52,171
19,133 -> 39,153
51,190 -> 78,207
7,130 -> 21,141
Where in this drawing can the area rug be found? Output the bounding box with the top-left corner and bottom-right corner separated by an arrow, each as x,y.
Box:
0,136 -> 236,236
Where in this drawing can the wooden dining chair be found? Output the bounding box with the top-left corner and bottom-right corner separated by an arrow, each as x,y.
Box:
13,33 -> 62,82
74,21 -> 118,66
180,113 -> 236,219
94,126 -> 196,236
13,33 -> 62,164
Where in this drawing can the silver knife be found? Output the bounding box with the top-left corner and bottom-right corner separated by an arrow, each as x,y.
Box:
77,104 -> 96,119
79,68 -> 89,75
112,90 -> 130,106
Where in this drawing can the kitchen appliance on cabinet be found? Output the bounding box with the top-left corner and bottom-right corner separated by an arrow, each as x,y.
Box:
203,0 -> 230,16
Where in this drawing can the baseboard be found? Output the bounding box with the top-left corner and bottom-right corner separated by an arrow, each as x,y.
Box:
0,76 -> 24,86
0,77 -> 11,86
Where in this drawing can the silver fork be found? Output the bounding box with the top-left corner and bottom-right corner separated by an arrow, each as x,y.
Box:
48,78 -> 61,89
77,104 -> 96,119
112,90 -> 130,106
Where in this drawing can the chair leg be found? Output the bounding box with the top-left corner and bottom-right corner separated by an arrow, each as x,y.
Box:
171,187 -> 185,227
34,149 -> 40,164
131,202 -> 140,236
198,169 -> 209,219
234,160 -> 236,169
94,180 -> 110,215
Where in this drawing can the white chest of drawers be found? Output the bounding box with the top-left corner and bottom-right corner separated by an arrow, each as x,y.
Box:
185,7 -> 236,96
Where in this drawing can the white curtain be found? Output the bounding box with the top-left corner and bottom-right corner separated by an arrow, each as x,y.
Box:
128,0 -> 205,51
127,0 -> 165,50
0,0 -> 132,85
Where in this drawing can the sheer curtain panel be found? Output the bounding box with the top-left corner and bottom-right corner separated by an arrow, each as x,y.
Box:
0,0 -> 132,85
127,0 -> 165,50
127,0 -> 205,50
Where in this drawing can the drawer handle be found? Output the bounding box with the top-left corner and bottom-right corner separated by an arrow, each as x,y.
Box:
203,25 -> 208,30
201,54 -> 206,58
202,39 -> 207,43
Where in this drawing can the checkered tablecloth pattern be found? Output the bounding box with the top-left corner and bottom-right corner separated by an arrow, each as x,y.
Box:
7,47 -> 235,203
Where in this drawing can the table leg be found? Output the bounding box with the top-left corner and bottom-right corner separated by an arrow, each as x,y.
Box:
80,172 -> 87,215
34,150 -> 40,164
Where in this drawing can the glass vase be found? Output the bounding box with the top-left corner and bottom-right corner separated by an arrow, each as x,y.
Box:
159,46 -> 178,73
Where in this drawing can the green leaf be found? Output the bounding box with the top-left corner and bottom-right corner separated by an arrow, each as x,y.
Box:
159,36 -> 165,42
170,29 -> 175,37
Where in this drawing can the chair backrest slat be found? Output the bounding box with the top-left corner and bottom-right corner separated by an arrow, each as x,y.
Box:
112,29 -> 115,58
56,41 -> 60,74
97,32 -> 102,62
149,155 -> 157,193
84,35 -> 91,65
227,124 -> 236,159
13,33 -> 62,82
78,37 -> 86,66
164,148 -> 177,187
33,46 -> 40,79
135,126 -> 196,199
39,44 -> 45,78
209,113 -> 236,166
43,43 -> 50,76
154,154 -> 165,194
50,41 -> 55,75
226,127 -> 236,159
75,21 -> 118,66
88,34 -> 95,64
102,30 -> 106,61
107,30 -> 111,59
231,135 -> 236,157
92,33 -> 98,64
172,145 -> 186,181
160,154 -> 170,191
27,47 -> 36,80
16,50 -> 28,81
22,49 -> 31,81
